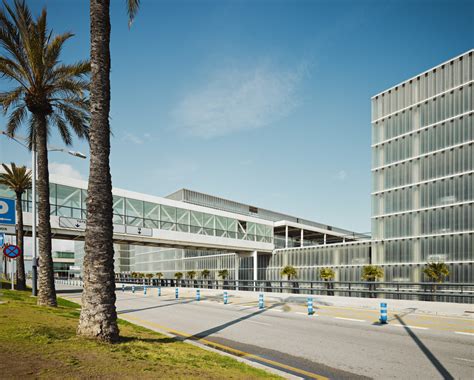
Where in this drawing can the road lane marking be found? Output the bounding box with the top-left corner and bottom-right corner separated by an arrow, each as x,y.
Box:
245,320 -> 271,326
121,314 -> 329,380
453,357 -> 474,363
269,309 -> 283,312
296,312 -> 308,315
455,331 -> 474,336
334,317 -> 365,322
391,324 -> 428,330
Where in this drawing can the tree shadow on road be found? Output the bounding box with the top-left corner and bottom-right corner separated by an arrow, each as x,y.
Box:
187,302 -> 285,340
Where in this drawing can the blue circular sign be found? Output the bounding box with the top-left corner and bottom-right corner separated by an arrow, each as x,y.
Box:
3,244 -> 21,259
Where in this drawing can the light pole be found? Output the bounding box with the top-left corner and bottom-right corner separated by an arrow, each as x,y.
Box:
0,130 -> 86,296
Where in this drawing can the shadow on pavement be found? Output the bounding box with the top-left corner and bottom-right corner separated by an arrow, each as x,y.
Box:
188,302 -> 285,340
118,299 -> 194,314
394,314 -> 454,380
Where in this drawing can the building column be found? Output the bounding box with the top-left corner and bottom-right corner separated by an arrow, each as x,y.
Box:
235,254 -> 239,291
324,234 -> 327,245
285,225 -> 289,248
253,251 -> 258,281
300,229 -> 304,247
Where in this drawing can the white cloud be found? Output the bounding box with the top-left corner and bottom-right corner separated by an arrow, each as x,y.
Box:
49,162 -> 83,180
172,62 -> 307,138
335,170 -> 347,181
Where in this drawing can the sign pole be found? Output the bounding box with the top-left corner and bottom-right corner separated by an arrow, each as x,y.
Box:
11,258 -> 14,290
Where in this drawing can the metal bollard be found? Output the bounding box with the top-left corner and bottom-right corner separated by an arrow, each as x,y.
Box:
223,291 -> 228,304
307,297 -> 314,315
132,285 -> 135,293
122,284 -> 125,292
175,287 -> 179,299
380,302 -> 388,324
196,289 -> 201,301
259,293 -> 264,309
144,285 -> 147,295
157,287 -> 161,297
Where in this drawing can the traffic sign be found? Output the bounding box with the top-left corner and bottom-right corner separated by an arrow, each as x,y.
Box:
3,244 -> 21,259
0,198 -> 16,234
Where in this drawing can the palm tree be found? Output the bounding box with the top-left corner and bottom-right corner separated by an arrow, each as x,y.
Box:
0,163 -> 31,290
155,272 -> 163,279
78,0 -> 140,343
423,262 -> 449,296
281,265 -> 297,280
281,265 -> 298,293
201,269 -> 210,288
320,267 -> 335,296
361,265 -> 384,298
0,1 -> 90,307
187,270 -> 196,287
218,269 -> 229,290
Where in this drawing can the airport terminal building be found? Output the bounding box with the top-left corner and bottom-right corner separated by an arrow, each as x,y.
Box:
0,50 -> 472,285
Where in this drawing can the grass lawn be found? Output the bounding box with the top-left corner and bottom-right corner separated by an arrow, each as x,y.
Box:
0,286 -> 279,379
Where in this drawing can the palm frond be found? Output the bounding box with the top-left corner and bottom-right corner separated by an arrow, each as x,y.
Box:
6,103 -> 27,134
0,85 -> 24,112
127,0 -> 140,27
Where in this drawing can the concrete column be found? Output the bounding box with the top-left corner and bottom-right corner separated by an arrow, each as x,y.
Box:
235,254 -> 239,290
300,229 -> 304,247
324,234 -> 327,245
285,225 -> 289,248
253,251 -> 258,281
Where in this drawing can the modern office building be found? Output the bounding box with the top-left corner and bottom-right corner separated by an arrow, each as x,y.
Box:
371,49 -> 473,283
0,49 -> 472,288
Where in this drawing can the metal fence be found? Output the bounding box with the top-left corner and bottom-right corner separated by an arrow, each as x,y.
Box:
115,277 -> 474,304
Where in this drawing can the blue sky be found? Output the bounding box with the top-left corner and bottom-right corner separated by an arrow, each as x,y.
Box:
0,0 -> 473,234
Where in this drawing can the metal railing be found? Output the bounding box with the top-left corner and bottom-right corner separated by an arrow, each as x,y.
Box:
114,277 -> 474,303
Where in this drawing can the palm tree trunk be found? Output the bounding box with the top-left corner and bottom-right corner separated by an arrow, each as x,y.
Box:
15,191 -> 26,290
78,0 -> 119,342
36,115 -> 57,306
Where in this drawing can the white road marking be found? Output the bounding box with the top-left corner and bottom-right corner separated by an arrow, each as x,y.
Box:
335,317 -> 366,322
453,357 -> 474,363
245,320 -> 271,326
455,331 -> 474,336
391,324 -> 428,330
296,312 -> 308,315
269,309 -> 283,312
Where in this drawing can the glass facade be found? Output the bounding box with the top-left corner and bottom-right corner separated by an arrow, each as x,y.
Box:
371,50 -> 474,283
0,182 -> 273,244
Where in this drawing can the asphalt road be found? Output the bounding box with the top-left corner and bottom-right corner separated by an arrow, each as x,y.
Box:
64,289 -> 474,380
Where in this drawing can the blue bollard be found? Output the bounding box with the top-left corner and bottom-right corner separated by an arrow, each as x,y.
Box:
132,285 -> 135,293
157,287 -> 161,297
307,297 -> 314,315
175,287 -> 179,299
223,291 -> 228,304
196,289 -> 201,301
259,293 -> 264,309
144,285 -> 147,295
122,284 -> 125,292
380,302 -> 388,324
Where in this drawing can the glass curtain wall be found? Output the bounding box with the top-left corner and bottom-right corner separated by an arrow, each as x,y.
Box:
371,50 -> 473,283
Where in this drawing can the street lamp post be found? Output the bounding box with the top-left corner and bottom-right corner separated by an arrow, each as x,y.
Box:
1,130 -> 86,296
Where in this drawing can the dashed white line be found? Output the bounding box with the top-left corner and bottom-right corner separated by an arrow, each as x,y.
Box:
335,317 -> 366,322
268,309 -> 283,312
455,331 -> 474,336
296,312 -> 308,315
245,320 -> 271,326
453,357 -> 474,363
391,324 -> 428,330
